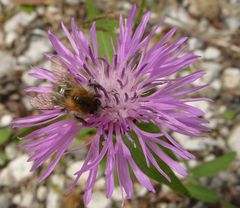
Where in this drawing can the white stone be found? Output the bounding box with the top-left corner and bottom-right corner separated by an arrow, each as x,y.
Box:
121,2 -> 132,10
156,203 -> 168,208
66,161 -> 89,186
218,105 -> 227,114
201,62 -> 222,82
65,0 -> 82,5
164,16 -> 183,28
176,8 -> 196,25
87,192 -> 111,208
173,133 -> 214,151
168,7 -> 196,26
226,17 -> 240,31
0,52 -> 16,77
194,49 -> 204,57
188,1 -> 201,17
12,194 -> 21,205
161,184 -> 171,195
5,143 -> 19,160
220,127 -> 229,137
188,160 -> 198,168
0,114 -> 12,127
135,183 -> 148,197
204,154 -> 215,162
204,47 -> 221,60
51,174 -> 65,189
36,6 -> 45,15
189,101 -> 210,114
46,6 -> 59,15
22,97 -> 33,111
223,68 -> 240,89
210,79 -> 222,92
18,37 -> 51,64
111,187 -> 122,201
94,177 -> 105,190
46,189 -> 60,208
37,186 -> 47,201
208,119 -> 217,129
0,195 -> 10,208
1,0 -> 10,5
9,155 -> 33,183
21,192 -> 33,208
188,38 -> 203,50
4,12 -> 36,33
32,28 -> 48,36
0,168 -> 14,187
5,31 -> 17,47
21,70 -> 39,86
228,125 -> 240,158
0,155 -> 32,186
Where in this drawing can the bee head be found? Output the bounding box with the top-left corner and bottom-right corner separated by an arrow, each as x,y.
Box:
73,96 -> 101,114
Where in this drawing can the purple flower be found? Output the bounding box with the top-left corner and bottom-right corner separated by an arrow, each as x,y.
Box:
13,5 -> 209,206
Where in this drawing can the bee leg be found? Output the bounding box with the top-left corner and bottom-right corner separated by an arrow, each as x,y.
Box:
88,81 -> 109,99
74,114 -> 87,124
94,94 -> 101,98
88,80 -> 102,89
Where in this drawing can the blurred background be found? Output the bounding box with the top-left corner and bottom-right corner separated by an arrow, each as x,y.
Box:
0,0 -> 240,208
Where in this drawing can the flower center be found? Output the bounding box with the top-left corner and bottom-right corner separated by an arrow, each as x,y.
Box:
95,70 -> 140,123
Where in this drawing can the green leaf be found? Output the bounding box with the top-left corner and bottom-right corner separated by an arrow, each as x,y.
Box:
190,152 -> 236,178
96,19 -> 118,32
137,122 -> 178,160
222,110 -> 236,120
221,200 -> 236,208
96,19 -> 118,61
0,128 -> 11,145
18,127 -> 37,138
134,0 -> 146,30
86,0 -> 101,20
0,152 -> 8,166
186,184 -> 219,203
136,121 -> 160,133
85,0 -> 118,61
123,131 -> 189,196
76,128 -> 96,140
97,31 -> 114,61
20,4 -> 35,14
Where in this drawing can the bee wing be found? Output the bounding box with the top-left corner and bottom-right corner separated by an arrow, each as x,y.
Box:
49,54 -> 90,83
30,93 -> 64,110
48,55 -> 70,82
49,55 -> 83,89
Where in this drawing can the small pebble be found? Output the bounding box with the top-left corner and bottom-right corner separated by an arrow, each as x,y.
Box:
46,189 -> 60,208
0,195 -> 10,208
0,114 -> 13,127
21,192 -> 33,208
66,161 -> 89,185
228,125 -> 240,158
37,186 -> 47,201
204,47 -> 221,60
87,191 -> 111,208
222,68 -> 240,89
51,174 -> 65,189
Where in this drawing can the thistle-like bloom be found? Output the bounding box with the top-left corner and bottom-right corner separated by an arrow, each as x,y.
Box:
13,6 -> 209,205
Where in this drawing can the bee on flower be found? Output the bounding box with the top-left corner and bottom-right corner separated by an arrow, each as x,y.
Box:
13,5 -> 209,206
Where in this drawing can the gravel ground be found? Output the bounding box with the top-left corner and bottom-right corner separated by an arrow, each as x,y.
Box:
0,0 -> 240,208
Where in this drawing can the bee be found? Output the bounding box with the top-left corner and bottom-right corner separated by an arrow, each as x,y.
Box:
30,65 -> 101,123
